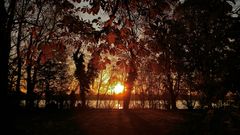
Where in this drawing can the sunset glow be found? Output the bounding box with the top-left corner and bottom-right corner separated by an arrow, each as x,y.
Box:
113,83 -> 124,94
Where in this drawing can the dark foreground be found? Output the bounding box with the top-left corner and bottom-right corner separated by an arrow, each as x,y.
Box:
11,109 -> 240,135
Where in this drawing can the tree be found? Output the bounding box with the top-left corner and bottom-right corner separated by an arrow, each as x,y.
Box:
178,0 -> 237,108
38,55 -> 69,109
70,0 -> 186,110
6,0 -> 75,109
73,48 -> 87,108
73,47 -> 100,108
3,0 -> 239,111
0,0 -> 17,111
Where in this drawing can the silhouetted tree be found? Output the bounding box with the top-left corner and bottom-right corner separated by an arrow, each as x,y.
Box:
73,49 -> 87,108
123,50 -> 137,110
178,0 -> 237,108
0,0 -> 17,111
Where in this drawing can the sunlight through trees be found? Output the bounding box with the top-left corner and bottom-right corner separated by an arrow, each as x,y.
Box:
1,0 -> 240,111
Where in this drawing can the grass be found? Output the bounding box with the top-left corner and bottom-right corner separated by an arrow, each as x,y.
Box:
11,109 -> 240,135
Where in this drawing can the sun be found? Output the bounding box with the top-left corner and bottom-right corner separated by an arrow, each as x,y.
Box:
113,83 -> 124,94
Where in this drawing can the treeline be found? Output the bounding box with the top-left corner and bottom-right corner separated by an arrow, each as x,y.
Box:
1,0 -> 240,111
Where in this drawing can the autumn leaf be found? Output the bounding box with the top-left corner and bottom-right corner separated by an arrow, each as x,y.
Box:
98,63 -> 106,70
116,61 -> 122,66
138,48 -> 150,57
81,7 -> 87,13
116,44 -> 126,50
91,5 -> 100,15
126,66 -> 134,73
143,26 -> 152,35
104,57 -> 111,64
31,27 -> 37,39
120,28 -> 129,39
27,5 -> 35,14
40,55 -> 47,64
87,47 -> 93,53
151,62 -> 160,73
42,45 -> 51,55
90,54 -> 101,66
107,32 -> 116,44
116,60 -> 126,69
59,44 -> 66,54
149,9 -> 158,18
125,19 -> 133,27
30,46 -> 38,60
109,48 -> 116,56
92,19 -> 98,23
41,43 -> 62,63
128,42 -> 136,49
104,16 -> 115,28
62,0 -> 74,9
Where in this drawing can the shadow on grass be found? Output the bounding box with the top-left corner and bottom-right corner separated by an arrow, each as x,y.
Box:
11,109 -> 240,135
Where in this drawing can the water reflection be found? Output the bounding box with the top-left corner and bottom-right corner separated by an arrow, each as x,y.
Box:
21,99 -> 201,109
86,100 -> 200,109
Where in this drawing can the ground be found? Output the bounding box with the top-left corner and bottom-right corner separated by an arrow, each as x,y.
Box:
12,109 -> 240,135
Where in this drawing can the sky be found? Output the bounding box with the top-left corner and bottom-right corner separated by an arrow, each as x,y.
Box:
231,0 -> 240,11
75,0 -> 240,22
72,1 -> 109,30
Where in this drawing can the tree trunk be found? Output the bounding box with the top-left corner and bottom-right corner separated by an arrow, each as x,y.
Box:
96,72 -> 103,108
0,0 -> 17,111
0,2 -> 17,133
26,29 -> 35,109
123,86 -> 132,110
80,85 -> 86,108
26,64 -> 34,109
45,80 -> 50,106
170,89 -> 177,110
0,1 -> 10,109
167,71 -> 177,110
16,18 -> 23,108
123,52 -> 137,110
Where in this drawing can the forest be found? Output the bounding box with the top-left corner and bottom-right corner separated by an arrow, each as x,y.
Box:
0,0 -> 240,134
